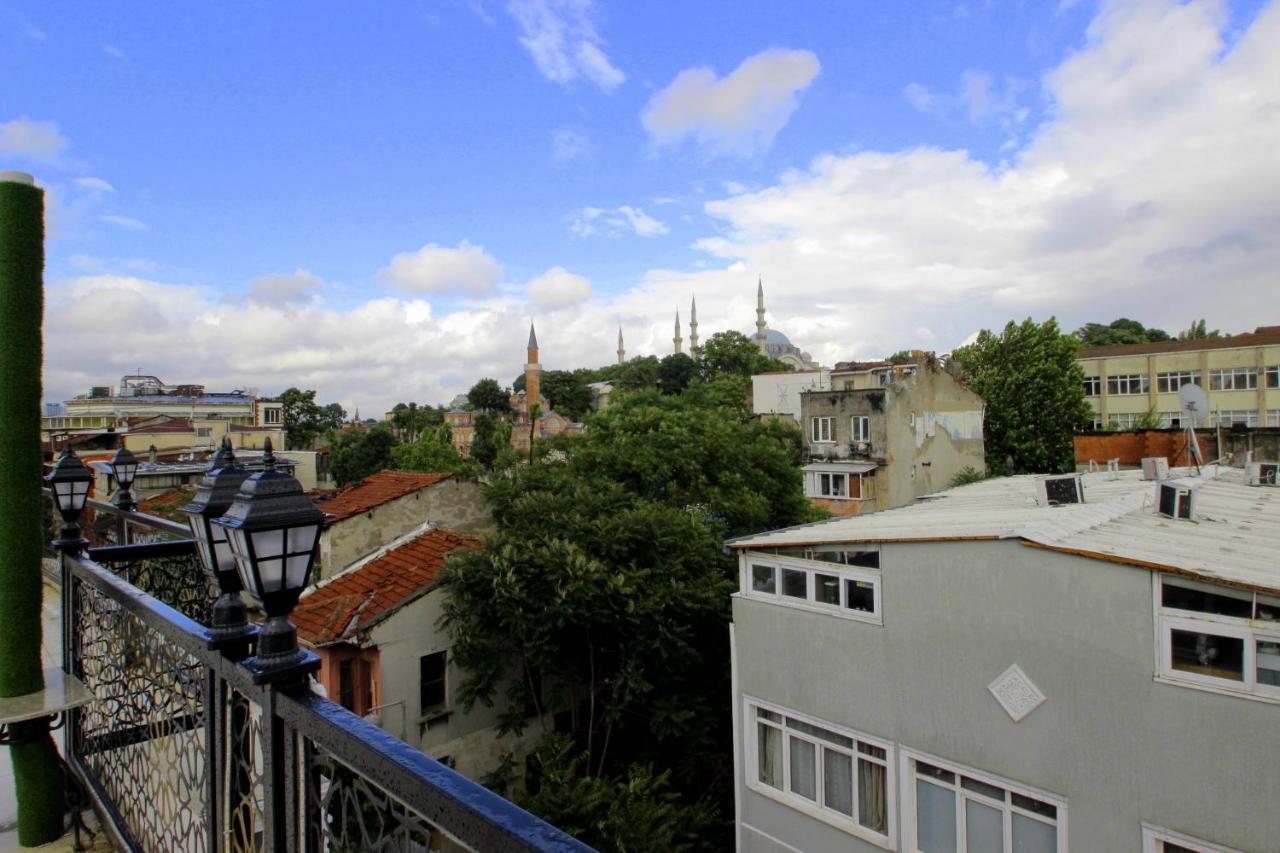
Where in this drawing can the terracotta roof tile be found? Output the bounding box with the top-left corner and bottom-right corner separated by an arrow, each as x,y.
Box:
294,527 -> 479,646
1077,326 -> 1280,359
313,470 -> 453,527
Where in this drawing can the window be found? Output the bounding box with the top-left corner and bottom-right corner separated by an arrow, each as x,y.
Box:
1216,410 -> 1258,427
196,427 -> 213,438
1159,412 -> 1181,428
1156,575 -> 1280,699
818,472 -> 849,498
1208,367 -> 1258,391
1142,824 -> 1242,852
263,406 -> 282,424
1156,371 -> 1201,393
1082,376 -> 1101,396
1268,410 -> 1280,428
851,416 -> 870,443
740,552 -> 881,624
1267,366 -> 1279,389
339,659 -> 355,711
419,651 -> 447,715
1108,413 -> 1138,429
811,416 -> 835,443
748,700 -> 892,844
1107,373 -> 1148,395
1089,417 -> 1103,431
903,750 -> 1065,852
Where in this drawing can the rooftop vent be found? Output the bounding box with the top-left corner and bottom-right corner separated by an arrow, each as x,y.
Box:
1155,481 -> 1197,520
1036,473 -> 1084,507
1107,458 -> 1120,480
1247,462 -> 1279,487
1141,457 -> 1169,481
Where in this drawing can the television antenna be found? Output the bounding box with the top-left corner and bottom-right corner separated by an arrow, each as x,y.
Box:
1178,383 -> 1210,473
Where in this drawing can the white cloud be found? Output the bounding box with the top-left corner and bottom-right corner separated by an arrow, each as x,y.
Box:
527,265 -> 593,306
552,128 -> 592,162
102,45 -> 127,60
100,214 -> 146,231
571,205 -> 668,237
903,83 -> 943,115
74,177 -> 115,192
641,48 -> 820,155
0,117 -> 68,163
508,0 -> 625,92
379,240 -> 502,294
248,269 -> 324,306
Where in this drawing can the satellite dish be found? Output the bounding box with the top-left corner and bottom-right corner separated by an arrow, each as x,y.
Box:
1178,383 -> 1211,427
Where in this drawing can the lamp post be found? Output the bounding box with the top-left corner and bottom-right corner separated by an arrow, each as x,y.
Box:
45,446 -> 94,555
213,439 -> 322,685
109,446 -> 139,512
181,438 -> 254,652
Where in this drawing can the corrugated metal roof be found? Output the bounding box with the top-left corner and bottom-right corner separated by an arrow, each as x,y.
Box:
731,466 -> 1280,593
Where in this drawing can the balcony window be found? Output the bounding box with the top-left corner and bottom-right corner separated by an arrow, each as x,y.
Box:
419,650 -> 447,715
851,416 -> 870,443
811,416 -> 835,443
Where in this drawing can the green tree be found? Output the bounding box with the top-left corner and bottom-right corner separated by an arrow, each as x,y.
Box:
279,387 -> 342,449
330,423 -> 399,486
539,371 -> 593,421
657,353 -> 696,395
885,350 -> 914,363
954,318 -> 1093,474
467,378 -> 512,415
1073,318 -> 1171,347
1177,319 -> 1222,341
470,411 -> 513,471
391,423 -> 477,476
389,402 -> 442,443
616,355 -> 661,391
696,330 -> 789,380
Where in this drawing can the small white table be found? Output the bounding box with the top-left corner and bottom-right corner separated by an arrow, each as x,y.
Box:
0,668 -> 93,734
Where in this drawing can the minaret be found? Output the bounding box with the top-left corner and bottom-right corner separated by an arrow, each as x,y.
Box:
673,311 -> 683,354
617,325 -> 626,364
689,296 -> 699,352
525,322 -> 541,412
755,276 -> 768,354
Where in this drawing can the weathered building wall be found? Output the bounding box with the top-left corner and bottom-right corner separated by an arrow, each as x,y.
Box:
318,479 -> 494,579
1076,427 -> 1280,468
732,540 -> 1280,851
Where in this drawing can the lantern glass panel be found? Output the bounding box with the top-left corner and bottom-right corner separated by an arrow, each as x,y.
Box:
115,462 -> 138,486
252,528 -> 286,561
227,528 -> 259,596
188,517 -> 214,573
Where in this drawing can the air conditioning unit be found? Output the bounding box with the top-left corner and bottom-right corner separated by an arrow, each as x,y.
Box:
1141,457 -> 1169,481
1247,462 -> 1279,487
1036,473 -> 1084,506
1155,481 -> 1197,519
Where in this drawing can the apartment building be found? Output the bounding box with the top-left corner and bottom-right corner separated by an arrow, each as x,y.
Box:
727,465 -> 1279,852
1078,326 -> 1280,429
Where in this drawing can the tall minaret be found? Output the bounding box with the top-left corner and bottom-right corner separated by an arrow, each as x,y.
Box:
617,325 -> 626,364
755,276 -> 768,353
673,310 -> 683,354
525,322 -> 541,411
689,296 -> 699,352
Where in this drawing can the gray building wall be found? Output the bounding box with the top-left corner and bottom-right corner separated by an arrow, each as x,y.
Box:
318,479 -> 496,579
732,540 -> 1280,852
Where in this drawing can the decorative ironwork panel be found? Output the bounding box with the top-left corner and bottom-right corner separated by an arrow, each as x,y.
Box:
96,550 -> 218,625
225,689 -> 266,852
72,576 -> 210,853
306,741 -> 454,853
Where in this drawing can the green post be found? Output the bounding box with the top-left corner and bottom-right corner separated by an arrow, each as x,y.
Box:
0,171 -> 66,846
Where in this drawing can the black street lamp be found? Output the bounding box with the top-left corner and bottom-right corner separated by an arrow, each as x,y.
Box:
213,439 -> 322,685
181,438 -> 254,650
45,445 -> 94,553
109,446 -> 140,511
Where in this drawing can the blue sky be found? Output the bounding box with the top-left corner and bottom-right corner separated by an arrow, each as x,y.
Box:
3,0 -> 1278,414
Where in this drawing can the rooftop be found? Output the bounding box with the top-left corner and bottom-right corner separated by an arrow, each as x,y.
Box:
730,466 -> 1280,594
313,469 -> 452,526
1077,325 -> 1280,359
294,526 -> 479,645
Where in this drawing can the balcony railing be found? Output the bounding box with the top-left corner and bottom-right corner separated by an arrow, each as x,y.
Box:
60,502 -> 590,852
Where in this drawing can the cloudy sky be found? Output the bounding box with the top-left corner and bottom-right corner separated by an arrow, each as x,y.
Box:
3,0 -> 1278,415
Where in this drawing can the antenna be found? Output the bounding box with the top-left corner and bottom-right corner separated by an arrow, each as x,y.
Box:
1177,383 -> 1210,474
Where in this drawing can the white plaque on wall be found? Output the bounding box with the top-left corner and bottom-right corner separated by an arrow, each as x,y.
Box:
988,664 -> 1046,722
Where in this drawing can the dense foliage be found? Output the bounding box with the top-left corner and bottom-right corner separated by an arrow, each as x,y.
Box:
954,317 -> 1093,474
1072,318 -> 1171,347
467,378 -> 512,414
439,385 -> 813,850
390,423 -> 476,476
696,330 -> 790,378
387,402 -> 443,443
1177,318 -> 1222,341
329,422 -> 398,486
279,387 -> 345,449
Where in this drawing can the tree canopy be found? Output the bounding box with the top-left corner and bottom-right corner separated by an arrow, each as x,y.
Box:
696,330 -> 789,379
1177,319 -> 1222,341
329,422 -> 398,487
467,378 -> 512,414
279,387 -> 345,449
1072,318 -> 1171,347
390,423 -> 477,476
658,353 -> 697,395
954,317 -> 1093,474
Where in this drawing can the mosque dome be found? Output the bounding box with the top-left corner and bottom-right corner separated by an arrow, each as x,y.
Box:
765,329 -> 793,346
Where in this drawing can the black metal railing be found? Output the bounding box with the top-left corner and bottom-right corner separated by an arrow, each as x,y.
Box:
60,509 -> 590,852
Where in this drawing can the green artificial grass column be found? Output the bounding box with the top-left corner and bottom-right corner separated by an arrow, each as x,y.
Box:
0,173 -> 66,846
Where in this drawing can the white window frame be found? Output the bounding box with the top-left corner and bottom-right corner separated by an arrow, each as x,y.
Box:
1106,373 -> 1148,396
851,415 -> 871,443
740,551 -> 881,625
811,416 -> 835,444
263,406 -> 282,425
1108,413 -> 1138,430
1158,412 -> 1181,429
1156,371 -> 1200,394
817,471 -> 850,498
1268,410 -> 1280,428
1154,574 -> 1280,702
1142,823 -> 1241,852
1208,367 -> 1258,391
1082,376 -> 1101,397
899,747 -> 1067,853
1266,366 -> 1279,389
1215,410 -> 1258,427
744,697 -> 895,848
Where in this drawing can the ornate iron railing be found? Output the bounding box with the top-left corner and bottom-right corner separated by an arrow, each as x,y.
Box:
61,510 -> 590,852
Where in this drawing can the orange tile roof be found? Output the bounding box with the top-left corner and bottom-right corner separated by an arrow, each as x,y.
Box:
1077,326 -> 1280,359
313,470 -> 453,527
293,527 -> 480,646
